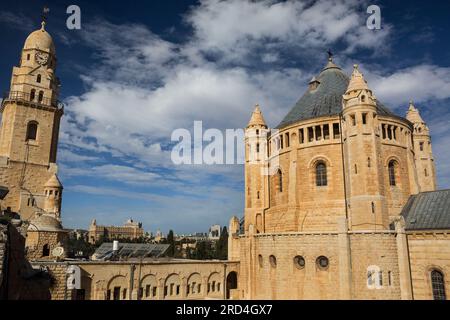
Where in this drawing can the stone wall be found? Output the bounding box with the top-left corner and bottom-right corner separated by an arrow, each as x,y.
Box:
0,160 -> 57,221
407,231 -> 450,300
236,225 -> 409,300
73,260 -> 239,300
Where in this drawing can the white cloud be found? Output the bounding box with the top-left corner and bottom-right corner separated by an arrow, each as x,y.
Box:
186,0 -> 391,61
368,65 -> 450,108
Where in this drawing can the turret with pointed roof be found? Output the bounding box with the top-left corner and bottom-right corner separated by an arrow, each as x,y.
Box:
247,104 -> 267,129
406,100 -> 436,192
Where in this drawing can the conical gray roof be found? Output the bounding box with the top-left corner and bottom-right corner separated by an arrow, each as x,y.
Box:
276,59 -> 395,129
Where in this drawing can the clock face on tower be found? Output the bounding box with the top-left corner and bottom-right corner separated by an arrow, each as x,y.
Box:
35,52 -> 49,66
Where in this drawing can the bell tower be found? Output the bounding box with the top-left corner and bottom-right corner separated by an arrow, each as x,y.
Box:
244,105 -> 269,233
342,65 -> 389,230
0,18 -> 63,220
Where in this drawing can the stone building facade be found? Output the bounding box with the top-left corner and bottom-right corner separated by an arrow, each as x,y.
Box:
228,58 -> 449,300
88,218 -> 145,244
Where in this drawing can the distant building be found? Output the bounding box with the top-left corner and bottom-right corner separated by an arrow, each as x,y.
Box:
208,225 -> 221,240
154,229 -> 164,242
67,229 -> 88,241
88,218 -> 144,244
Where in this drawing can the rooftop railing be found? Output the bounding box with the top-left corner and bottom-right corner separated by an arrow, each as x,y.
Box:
1,91 -> 64,111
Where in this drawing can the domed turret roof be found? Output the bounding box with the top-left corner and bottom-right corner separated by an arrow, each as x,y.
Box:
28,213 -> 63,232
23,22 -> 55,54
44,174 -> 63,188
276,58 -> 395,129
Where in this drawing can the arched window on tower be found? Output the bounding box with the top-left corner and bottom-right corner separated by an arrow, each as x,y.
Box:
277,169 -> 283,192
30,89 -> 36,101
431,269 -> 446,300
38,91 -> 44,103
37,74 -> 41,83
388,160 -> 397,186
316,162 -> 327,186
26,121 -> 38,141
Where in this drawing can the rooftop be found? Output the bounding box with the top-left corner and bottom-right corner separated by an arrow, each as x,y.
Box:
401,189 -> 450,231
276,58 -> 396,129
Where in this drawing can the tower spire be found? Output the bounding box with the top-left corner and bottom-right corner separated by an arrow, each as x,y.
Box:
406,100 -> 425,124
346,64 -> 370,93
247,104 -> 267,128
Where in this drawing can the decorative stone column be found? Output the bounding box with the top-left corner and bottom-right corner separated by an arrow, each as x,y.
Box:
394,217 -> 413,300
337,217 -> 352,299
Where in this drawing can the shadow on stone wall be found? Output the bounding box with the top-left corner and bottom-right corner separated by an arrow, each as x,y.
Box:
2,222 -> 54,300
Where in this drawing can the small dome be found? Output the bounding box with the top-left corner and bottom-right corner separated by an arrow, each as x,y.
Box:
28,213 -> 63,232
45,174 -> 63,188
23,22 -> 55,54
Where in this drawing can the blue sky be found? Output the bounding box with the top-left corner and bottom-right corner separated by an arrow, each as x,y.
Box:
1,0 -> 449,234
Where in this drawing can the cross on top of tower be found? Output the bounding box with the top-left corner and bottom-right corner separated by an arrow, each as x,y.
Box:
41,6 -> 50,29
327,49 -> 333,61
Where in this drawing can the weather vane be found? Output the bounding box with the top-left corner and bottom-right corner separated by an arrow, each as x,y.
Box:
42,6 -> 50,23
327,49 -> 333,60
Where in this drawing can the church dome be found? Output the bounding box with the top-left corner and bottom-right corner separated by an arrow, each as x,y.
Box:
28,213 -> 63,232
276,58 -> 395,129
23,22 -> 55,54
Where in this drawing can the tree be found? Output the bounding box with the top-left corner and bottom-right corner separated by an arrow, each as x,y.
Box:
167,230 -> 175,257
194,240 -> 214,260
215,226 -> 228,260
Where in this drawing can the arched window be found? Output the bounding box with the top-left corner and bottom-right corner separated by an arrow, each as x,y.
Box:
316,162 -> 327,186
37,74 -> 41,83
42,244 -> 50,257
388,160 -> 397,186
431,270 -> 446,300
277,169 -> 283,192
38,91 -> 44,103
256,143 -> 260,153
30,89 -> 36,101
26,121 -> 38,141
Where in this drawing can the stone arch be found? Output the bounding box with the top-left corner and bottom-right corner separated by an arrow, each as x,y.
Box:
270,166 -> 284,194
107,275 -> 128,300
164,273 -> 181,298
424,265 -> 448,300
207,272 -> 222,296
187,272 -> 203,297
140,274 -> 158,300
26,120 -> 38,141
226,271 -> 238,299
309,156 -> 332,188
385,156 -> 402,188
384,155 -> 402,167
308,155 -> 332,169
